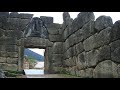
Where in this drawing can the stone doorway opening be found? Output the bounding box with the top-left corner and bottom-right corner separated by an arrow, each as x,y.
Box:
23,48 -> 45,75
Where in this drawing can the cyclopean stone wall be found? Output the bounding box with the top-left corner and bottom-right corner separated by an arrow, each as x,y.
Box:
61,12 -> 120,78
1,12 -> 120,78
0,12 -> 33,72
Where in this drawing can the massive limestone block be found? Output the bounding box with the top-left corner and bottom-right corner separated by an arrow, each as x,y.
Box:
63,57 -> 76,67
69,34 -> 77,47
94,27 -> 111,48
95,15 -> 113,32
40,16 -> 53,26
76,52 -> 86,70
63,27 -> 69,40
63,12 -> 73,28
49,34 -> 62,42
0,63 -> 17,71
110,20 -> 120,42
83,34 -> 96,51
75,42 -> 84,55
71,12 -> 95,33
52,42 -> 63,54
24,37 -> 53,48
76,68 -> 93,78
6,57 -> 18,64
0,57 -> 6,63
93,60 -> 118,78
85,50 -> 98,67
52,54 -> 62,64
75,29 -> 83,43
85,68 -> 94,78
48,23 -> 61,35
83,27 -> 111,51
64,38 -> 69,51
110,40 -> 120,63
64,47 -> 73,59
85,45 -> 110,67
82,20 -> 95,39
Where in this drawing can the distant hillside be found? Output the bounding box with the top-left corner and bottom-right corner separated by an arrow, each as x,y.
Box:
24,48 -> 44,61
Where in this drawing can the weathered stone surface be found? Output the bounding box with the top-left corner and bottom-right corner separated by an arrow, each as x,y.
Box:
0,51 -> 7,57
0,12 -> 9,17
75,29 -> 83,43
7,57 -> 18,64
7,52 -> 18,58
19,19 -> 32,30
85,45 -> 110,67
53,42 -> 63,54
83,27 -> 111,51
40,16 -> 53,25
85,68 -> 93,78
93,60 -> 118,78
76,69 -> 85,77
97,45 -> 110,62
76,42 -> 84,55
0,69 -> 5,78
49,34 -> 62,42
83,34 -> 96,51
8,18 -> 19,30
110,40 -> 120,63
24,37 -> 53,48
63,27 -> 69,40
76,52 -> 86,70
10,12 -> 19,18
48,23 -> 61,35
52,54 -> 62,62
69,67 -> 76,75
95,15 -> 113,32
69,34 -> 77,47
85,50 -> 98,67
64,47 -> 73,59
76,68 -> 93,78
110,20 -> 120,42
94,27 -> 111,48
5,45 -> 18,52
4,37 -> 17,45
63,57 -> 76,67
71,12 -> 95,32
0,45 -> 6,51
64,39 -> 69,51
63,12 -> 70,22
0,57 -> 6,63
117,64 -> 120,77
0,63 -> 17,71
82,21 -> 95,39
0,28 -> 4,37
19,13 -> 33,19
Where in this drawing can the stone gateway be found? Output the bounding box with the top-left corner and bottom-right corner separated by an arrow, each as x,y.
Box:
0,12 -> 120,78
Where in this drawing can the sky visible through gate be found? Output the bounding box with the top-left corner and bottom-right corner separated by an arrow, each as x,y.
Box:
19,12 -> 120,55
